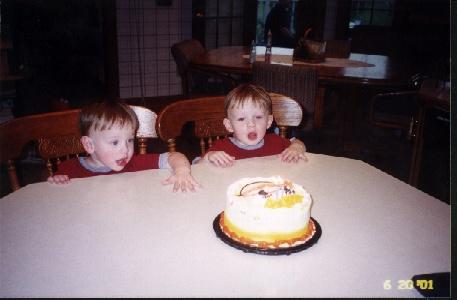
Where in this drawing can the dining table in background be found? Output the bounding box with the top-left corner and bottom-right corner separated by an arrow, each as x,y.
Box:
191,46 -> 416,151
0,154 -> 450,297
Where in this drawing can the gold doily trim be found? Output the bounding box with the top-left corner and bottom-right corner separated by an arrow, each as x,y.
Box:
219,212 -> 316,249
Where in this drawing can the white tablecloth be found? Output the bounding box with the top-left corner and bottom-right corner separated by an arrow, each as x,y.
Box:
0,154 -> 450,297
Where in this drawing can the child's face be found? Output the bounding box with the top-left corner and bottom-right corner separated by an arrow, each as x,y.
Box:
223,100 -> 273,146
82,122 -> 136,171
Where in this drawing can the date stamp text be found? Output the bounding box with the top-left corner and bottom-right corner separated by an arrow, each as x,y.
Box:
383,279 -> 434,290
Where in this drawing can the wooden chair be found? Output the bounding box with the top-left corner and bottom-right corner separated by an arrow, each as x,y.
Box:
194,117 -> 230,156
252,62 -> 317,132
364,78 -> 449,185
129,105 -> 157,155
1,105 -> 158,192
171,39 -> 236,98
368,75 -> 430,133
156,93 -> 303,155
37,105 -> 157,175
0,109 -> 81,192
156,96 -> 225,153
38,134 -> 86,177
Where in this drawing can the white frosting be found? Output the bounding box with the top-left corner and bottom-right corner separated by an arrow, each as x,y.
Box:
225,176 -> 312,235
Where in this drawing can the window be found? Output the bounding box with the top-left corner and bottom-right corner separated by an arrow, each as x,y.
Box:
193,0 -> 245,50
349,0 -> 394,28
256,0 -> 297,45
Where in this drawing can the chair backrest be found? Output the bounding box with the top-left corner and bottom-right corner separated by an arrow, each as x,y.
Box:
369,78 -> 450,131
37,105 -> 157,175
171,39 -> 206,97
325,39 -> 351,58
418,78 -> 450,102
1,105 -> 158,192
130,105 -> 158,154
38,134 -> 86,177
156,96 -> 225,153
252,61 -> 317,131
156,93 -> 303,155
0,109 -> 81,191
194,117 -> 230,156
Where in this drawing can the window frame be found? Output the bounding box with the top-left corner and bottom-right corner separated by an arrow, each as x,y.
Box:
349,0 -> 395,28
192,0 -> 245,49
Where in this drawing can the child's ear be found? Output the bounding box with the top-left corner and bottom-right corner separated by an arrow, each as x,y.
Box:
223,118 -> 233,132
223,118 -> 234,133
80,136 -> 95,154
267,114 -> 274,129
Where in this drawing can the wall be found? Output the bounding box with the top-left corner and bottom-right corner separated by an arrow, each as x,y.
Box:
322,0 -> 337,40
116,0 -> 192,98
4,0 -> 107,115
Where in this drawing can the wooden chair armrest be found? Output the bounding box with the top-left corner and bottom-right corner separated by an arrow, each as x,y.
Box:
369,91 -> 419,130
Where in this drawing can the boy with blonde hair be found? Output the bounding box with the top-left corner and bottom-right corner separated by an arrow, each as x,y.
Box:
201,84 -> 307,167
48,100 -> 200,192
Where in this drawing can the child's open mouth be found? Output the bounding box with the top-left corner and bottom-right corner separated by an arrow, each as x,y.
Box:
116,158 -> 128,166
248,132 -> 258,141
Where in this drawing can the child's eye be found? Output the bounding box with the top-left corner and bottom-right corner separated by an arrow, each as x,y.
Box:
111,140 -> 118,146
256,115 -> 264,119
128,138 -> 134,143
237,117 -> 245,122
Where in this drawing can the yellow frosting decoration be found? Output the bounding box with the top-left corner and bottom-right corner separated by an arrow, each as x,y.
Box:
264,194 -> 303,208
224,215 -> 308,243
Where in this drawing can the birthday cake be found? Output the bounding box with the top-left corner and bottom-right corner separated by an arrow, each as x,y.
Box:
219,176 -> 314,249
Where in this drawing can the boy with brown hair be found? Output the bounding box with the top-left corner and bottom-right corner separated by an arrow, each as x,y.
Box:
48,100 -> 200,192
201,83 -> 307,167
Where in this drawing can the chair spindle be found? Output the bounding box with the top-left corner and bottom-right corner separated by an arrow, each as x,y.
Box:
167,138 -> 176,152
138,137 -> 148,155
7,160 -> 20,191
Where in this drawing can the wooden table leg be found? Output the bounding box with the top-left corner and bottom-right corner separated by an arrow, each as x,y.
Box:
408,108 -> 424,187
314,86 -> 326,129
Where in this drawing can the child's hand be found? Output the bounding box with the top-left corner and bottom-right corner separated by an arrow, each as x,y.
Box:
280,142 -> 308,163
162,169 -> 201,192
47,175 -> 70,185
205,151 -> 235,167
